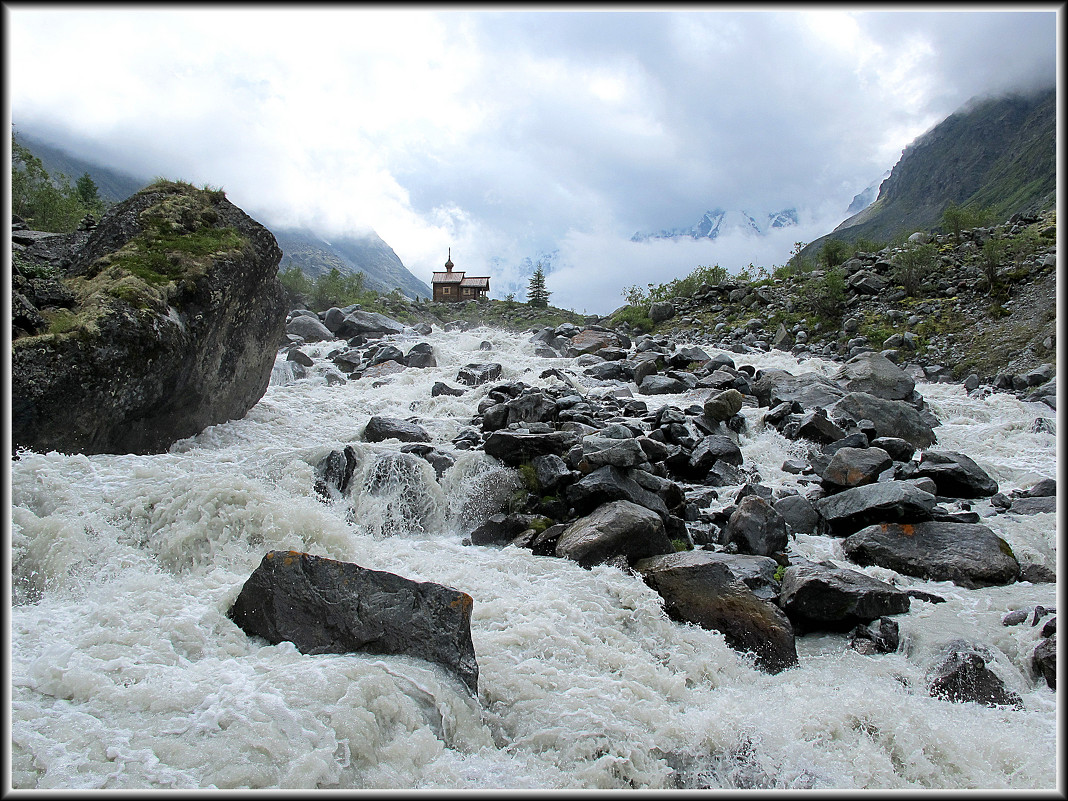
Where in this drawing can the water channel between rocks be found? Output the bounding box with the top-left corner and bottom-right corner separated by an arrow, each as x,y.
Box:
9,325 -> 1058,790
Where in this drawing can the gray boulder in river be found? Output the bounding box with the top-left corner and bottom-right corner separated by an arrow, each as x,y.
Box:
229,551 -> 479,694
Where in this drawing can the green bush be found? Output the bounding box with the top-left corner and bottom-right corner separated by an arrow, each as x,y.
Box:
804,267 -> 847,322
611,305 -> 654,333
12,137 -> 106,232
891,242 -> 937,296
820,239 -> 849,269
981,238 -> 1006,292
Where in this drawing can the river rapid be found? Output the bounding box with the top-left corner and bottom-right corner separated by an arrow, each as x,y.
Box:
9,325 -> 1059,789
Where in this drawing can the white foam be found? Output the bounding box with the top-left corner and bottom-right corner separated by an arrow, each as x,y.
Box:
9,328 -> 1057,789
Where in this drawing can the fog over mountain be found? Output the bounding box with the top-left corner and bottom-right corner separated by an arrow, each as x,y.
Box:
9,8 -> 1056,313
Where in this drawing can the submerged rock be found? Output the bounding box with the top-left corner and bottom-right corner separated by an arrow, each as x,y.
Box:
926,641 -> 1022,708
228,551 -> 479,694
636,550 -> 799,674
363,415 -> 431,443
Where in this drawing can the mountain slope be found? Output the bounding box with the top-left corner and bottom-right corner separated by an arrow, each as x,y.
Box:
13,130 -> 148,203
273,227 -> 431,299
807,87 -> 1055,253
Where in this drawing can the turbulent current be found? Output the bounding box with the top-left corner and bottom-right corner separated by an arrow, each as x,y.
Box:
8,326 -> 1059,789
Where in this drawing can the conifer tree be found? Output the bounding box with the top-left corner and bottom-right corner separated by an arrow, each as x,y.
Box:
527,263 -> 551,308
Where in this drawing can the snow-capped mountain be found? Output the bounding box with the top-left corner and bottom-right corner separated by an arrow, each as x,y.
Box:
631,207 -> 799,242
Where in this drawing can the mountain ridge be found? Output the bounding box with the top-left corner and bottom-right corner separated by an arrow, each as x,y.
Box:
805,86 -> 1056,254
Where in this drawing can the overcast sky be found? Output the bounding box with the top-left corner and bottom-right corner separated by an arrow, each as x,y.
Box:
7,6 -> 1059,313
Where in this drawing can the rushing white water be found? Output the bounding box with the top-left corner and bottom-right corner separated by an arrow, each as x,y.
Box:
9,326 -> 1059,789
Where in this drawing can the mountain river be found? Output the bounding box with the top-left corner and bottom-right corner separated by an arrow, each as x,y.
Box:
9,325 -> 1059,789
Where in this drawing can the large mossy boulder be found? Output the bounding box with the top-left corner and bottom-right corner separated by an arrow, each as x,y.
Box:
11,181 -> 287,454
229,551 -> 479,694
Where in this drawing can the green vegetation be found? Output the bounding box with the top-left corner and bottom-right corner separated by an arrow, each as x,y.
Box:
622,263 -> 729,306
941,202 -> 995,243
11,135 -> 107,231
803,266 -> 848,323
527,263 -> 551,308
981,238 -> 1006,292
819,239 -> 849,270
610,305 -> 654,333
671,538 -> 693,553
82,181 -> 246,293
891,241 -> 937,296
773,564 -> 786,582
278,265 -> 380,310
851,237 -> 886,256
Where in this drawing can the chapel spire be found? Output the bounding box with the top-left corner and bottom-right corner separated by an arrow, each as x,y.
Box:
445,247 -> 454,273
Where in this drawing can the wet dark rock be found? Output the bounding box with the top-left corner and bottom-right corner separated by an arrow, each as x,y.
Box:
906,589 -> 946,604
815,482 -> 937,536
913,451 -> 998,498
229,551 -> 479,694
555,500 -> 673,568
1019,478 -> 1056,497
432,381 -> 466,397
831,392 -> 937,449
821,447 -> 893,491
1019,563 -> 1057,583
926,641 -> 1022,708
778,562 -> 910,633
286,348 -> 314,367
794,410 -> 848,444
313,445 -> 360,502
566,465 -> 670,520
368,344 -> 405,367
363,416 -> 431,443
457,362 -> 503,386
848,617 -> 900,654
636,551 -> 798,674
399,443 -> 455,479
484,429 -> 579,466
1032,634 -> 1056,689
531,453 -> 572,492
1001,609 -> 1030,626
405,343 -> 437,368
470,513 -> 542,546
773,494 -> 820,535
1005,496 -> 1056,515
722,496 -> 788,557
842,520 -> 1020,588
